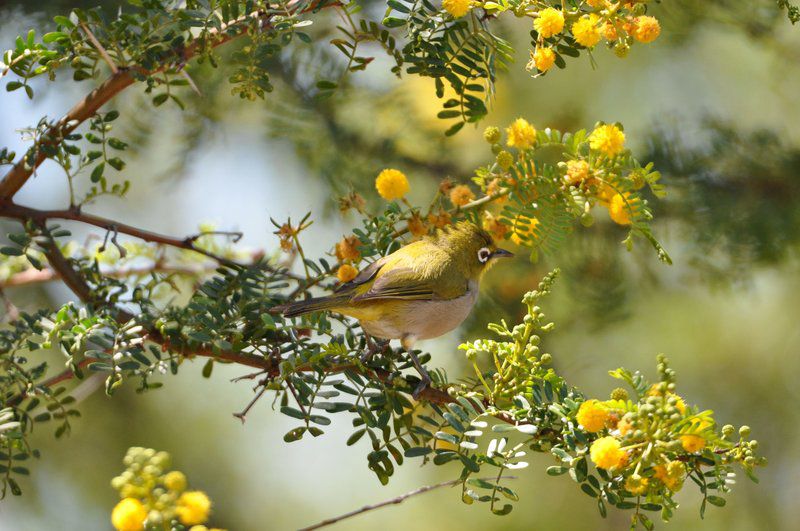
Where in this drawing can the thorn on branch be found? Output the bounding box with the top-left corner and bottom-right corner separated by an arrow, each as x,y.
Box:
79,22 -> 119,74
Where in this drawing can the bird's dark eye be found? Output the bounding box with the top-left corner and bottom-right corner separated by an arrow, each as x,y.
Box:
477,247 -> 491,263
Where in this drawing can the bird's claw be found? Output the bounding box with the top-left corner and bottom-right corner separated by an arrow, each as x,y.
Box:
412,377 -> 431,400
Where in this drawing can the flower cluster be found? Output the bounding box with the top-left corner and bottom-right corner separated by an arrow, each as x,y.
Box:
573,356 -> 765,503
519,1 -> 661,75
110,447 -> 220,531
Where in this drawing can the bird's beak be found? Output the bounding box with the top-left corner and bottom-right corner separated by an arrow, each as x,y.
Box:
492,248 -> 514,259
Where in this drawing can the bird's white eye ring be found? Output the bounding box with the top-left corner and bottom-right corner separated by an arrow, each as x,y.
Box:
477,247 -> 491,263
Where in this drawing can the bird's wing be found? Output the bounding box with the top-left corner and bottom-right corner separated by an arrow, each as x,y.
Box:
348,245 -> 467,302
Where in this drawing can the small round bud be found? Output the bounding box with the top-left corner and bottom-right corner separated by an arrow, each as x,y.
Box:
483,126 -> 501,144
749,440 -> 758,450
496,150 -> 514,170
110,476 -> 126,490
147,510 -> 163,525
744,456 -> 755,466
722,424 -> 735,437
630,173 -> 645,190
580,213 -> 594,227
540,353 -> 552,365
614,42 -> 630,58
610,388 -> 628,401
739,425 -> 751,438
164,470 -> 187,492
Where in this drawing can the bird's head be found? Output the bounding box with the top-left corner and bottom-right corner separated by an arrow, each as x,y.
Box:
435,221 -> 514,279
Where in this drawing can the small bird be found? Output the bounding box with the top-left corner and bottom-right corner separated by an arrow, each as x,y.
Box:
274,222 -> 513,396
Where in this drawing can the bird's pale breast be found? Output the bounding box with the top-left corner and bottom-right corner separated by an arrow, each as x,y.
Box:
343,280 -> 479,340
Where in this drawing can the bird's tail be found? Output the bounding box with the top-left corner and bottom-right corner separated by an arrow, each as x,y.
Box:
272,294 -> 350,318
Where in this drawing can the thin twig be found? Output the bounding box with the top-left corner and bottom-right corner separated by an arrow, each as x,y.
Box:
79,22 -> 118,74
298,476 -> 517,530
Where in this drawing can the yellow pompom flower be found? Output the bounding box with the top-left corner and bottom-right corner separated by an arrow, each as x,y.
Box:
624,474 -> 649,495
427,210 -> 452,229
164,470 -> 187,492
633,16 -> 661,43
565,159 -> 591,185
654,461 -> 686,491
576,399 -> 609,433
617,415 -> 634,436
534,8 -> 565,38
336,264 -> 358,283
506,118 -> 537,150
608,193 -> 633,225
442,0 -> 472,18
572,16 -> 601,48
601,22 -> 618,41
111,498 -> 147,531
176,491 -> 212,526
533,46 -> 556,72
587,0 -> 605,7
449,184 -> 476,207
375,169 -> 409,201
510,215 -> 539,245
680,434 -> 706,453
590,436 -> 627,470
589,124 -> 626,157
335,235 -> 361,262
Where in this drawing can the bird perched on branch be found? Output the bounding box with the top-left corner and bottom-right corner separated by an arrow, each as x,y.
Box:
274,222 -> 514,397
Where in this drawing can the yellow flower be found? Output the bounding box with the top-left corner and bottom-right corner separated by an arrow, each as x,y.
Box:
510,215 -> 539,245
164,470 -> 187,492
589,124 -> 626,157
617,415 -> 634,436
624,474 -> 649,495
601,22 -> 618,41
576,399 -> 609,433
654,461 -> 686,491
534,8 -> 565,39
633,16 -> 661,43
532,46 -> 556,72
572,16 -> 601,48
111,498 -> 147,531
587,0 -> 606,7
375,168 -> 409,201
336,264 -> 358,283
335,235 -> 361,262
608,193 -> 633,225
176,491 -> 212,526
442,0 -> 471,18
590,436 -> 627,470
680,434 -> 706,453
407,214 -> 427,237
449,184 -> 476,207
506,118 -> 537,150
565,160 -> 591,185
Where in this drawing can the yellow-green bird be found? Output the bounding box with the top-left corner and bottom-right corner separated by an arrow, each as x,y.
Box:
274,222 -> 513,396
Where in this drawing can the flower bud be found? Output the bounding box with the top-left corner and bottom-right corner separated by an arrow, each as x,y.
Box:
540,353 -> 552,365
739,425 -> 751,438
610,387 -> 628,401
722,424 -> 735,437
496,150 -> 514,170
483,126 -> 501,144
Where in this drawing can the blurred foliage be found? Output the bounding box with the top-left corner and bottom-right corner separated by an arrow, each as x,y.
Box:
0,0 -> 797,529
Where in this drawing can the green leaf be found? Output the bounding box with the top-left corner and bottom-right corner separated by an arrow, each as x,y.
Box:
0,247 -> 23,256
404,447 -> 432,457
706,496 -> 726,507
280,406 -> 306,420
90,162 -> 104,182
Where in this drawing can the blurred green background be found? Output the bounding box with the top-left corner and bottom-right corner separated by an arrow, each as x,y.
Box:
1,1 -> 799,530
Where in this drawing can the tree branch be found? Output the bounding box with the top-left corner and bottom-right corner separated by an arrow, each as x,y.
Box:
0,5 -> 324,201
0,203 -> 247,269
298,476 -> 517,530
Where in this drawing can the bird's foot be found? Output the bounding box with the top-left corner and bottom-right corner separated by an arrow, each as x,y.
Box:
411,375 -> 432,400
360,337 -> 389,364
